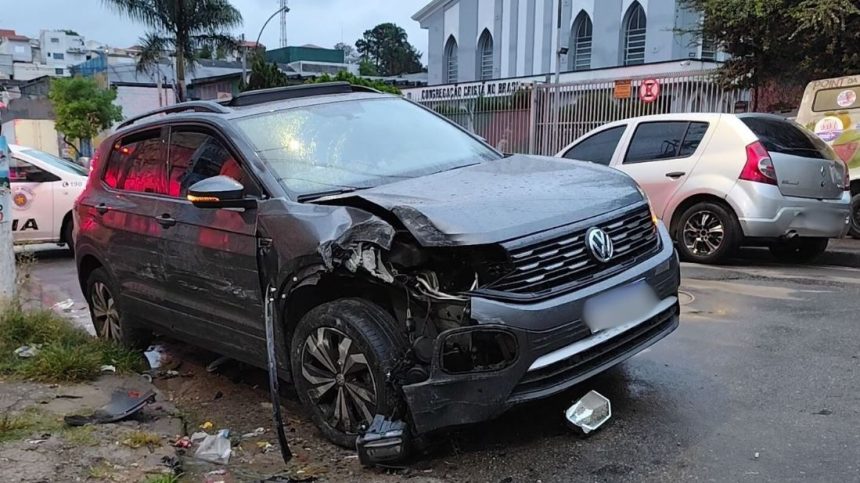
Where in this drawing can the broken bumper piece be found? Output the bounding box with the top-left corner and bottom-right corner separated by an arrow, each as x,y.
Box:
402,237 -> 680,436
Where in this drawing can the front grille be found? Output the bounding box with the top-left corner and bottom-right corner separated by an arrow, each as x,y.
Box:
511,303 -> 679,398
487,205 -> 660,296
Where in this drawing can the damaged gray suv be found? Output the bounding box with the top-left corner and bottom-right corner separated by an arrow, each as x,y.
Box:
74,83 -> 680,449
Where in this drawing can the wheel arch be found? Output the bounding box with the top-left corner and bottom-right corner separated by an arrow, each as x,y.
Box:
850,179 -> 860,197
668,193 -> 740,238
76,252 -> 106,296
59,210 -> 73,243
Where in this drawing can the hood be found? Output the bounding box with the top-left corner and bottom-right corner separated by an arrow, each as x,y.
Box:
319,154 -> 644,246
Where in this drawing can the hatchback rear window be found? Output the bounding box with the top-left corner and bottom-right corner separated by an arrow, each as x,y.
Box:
741,117 -> 838,160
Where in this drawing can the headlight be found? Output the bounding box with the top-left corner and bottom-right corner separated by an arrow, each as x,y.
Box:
636,185 -> 659,225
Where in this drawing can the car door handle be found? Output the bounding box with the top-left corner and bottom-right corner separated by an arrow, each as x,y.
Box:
96,203 -> 109,215
665,171 -> 686,179
155,214 -> 176,228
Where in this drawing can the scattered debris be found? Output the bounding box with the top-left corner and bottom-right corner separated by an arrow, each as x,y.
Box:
51,298 -> 75,311
99,365 -> 116,373
143,345 -> 167,369
356,415 -> 410,466
14,344 -> 41,358
200,421 -> 214,430
754,452 -> 760,459
256,441 -> 274,453
564,390 -> 612,434
162,370 -> 181,379
206,356 -> 233,373
241,427 -> 266,439
190,431 -> 209,443
64,389 -> 156,426
27,438 -> 48,445
172,436 -> 192,448
814,409 -> 833,416
195,429 -> 232,464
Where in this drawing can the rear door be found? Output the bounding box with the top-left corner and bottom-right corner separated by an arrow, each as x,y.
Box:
741,116 -> 845,199
614,120 -> 711,217
9,155 -> 58,242
151,124 -> 264,362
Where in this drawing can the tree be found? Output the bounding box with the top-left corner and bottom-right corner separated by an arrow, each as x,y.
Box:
242,53 -> 291,91
103,0 -> 243,101
680,0 -> 860,110
307,71 -> 401,95
48,77 -> 122,156
334,42 -> 359,64
358,60 -> 378,76
355,23 -> 424,76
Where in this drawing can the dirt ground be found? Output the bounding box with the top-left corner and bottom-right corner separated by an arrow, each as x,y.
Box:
0,339 -> 445,483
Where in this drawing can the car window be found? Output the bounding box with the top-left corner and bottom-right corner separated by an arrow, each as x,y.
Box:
624,121 -> 708,164
20,149 -> 87,176
740,116 -> 838,160
103,130 -> 167,194
562,126 -> 625,165
166,128 -> 259,198
9,157 -> 60,183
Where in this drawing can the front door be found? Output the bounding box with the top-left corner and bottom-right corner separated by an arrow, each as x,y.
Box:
614,121 -> 710,218
9,156 -> 58,242
152,125 -> 264,362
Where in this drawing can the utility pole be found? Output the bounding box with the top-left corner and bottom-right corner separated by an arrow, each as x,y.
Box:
241,33 -> 247,85
0,134 -> 15,302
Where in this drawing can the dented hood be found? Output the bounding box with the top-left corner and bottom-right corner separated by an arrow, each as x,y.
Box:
322,154 -> 644,246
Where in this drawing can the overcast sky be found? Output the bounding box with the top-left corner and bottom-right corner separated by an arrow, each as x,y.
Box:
4,0 -> 429,61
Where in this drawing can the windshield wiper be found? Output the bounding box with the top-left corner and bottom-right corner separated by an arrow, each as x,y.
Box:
296,188 -> 363,202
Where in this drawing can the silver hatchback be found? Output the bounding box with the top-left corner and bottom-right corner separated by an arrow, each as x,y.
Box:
558,113 -> 851,263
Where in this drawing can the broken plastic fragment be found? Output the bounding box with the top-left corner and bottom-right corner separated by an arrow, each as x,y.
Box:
195,429 -> 232,464
100,365 -> 116,373
241,427 -> 266,439
143,345 -> 167,369
200,421 -> 214,430
14,345 -> 41,358
64,389 -> 156,426
564,390 -> 611,434
52,298 -> 75,311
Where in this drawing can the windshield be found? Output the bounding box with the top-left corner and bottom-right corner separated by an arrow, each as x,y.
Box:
22,148 -> 88,176
234,97 -> 499,197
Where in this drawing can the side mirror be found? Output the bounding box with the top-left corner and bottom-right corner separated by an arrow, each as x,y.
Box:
187,175 -> 257,209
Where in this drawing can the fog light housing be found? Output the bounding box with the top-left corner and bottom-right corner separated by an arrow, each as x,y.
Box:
441,328 -> 517,374
564,390 -> 612,434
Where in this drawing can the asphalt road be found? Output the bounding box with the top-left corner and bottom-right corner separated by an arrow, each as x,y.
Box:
22,244 -> 860,482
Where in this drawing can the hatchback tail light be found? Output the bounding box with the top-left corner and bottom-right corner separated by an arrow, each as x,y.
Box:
740,141 -> 777,185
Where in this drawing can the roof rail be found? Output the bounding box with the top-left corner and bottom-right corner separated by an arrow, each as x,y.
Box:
227,82 -> 380,107
117,101 -> 232,129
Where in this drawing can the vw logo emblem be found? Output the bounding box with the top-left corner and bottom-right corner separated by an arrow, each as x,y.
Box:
586,227 -> 614,263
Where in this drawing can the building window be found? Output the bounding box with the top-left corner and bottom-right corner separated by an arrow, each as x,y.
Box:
700,36 -> 716,61
444,36 -> 458,84
623,2 -> 647,66
569,12 -> 593,71
53,52 -> 64,60
50,37 -> 59,43
55,68 -> 64,75
477,30 -> 494,80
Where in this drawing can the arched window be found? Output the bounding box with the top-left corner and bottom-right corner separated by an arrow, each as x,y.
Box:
568,12 -> 593,71
477,30 -> 494,80
444,36 -> 458,83
623,2 -> 647,66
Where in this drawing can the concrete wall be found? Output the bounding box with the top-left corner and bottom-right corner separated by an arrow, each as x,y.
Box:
416,0 -> 705,85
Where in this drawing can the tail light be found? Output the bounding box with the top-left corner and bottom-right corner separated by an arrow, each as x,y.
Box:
740,141 -> 777,185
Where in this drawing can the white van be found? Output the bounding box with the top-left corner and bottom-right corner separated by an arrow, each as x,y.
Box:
797,76 -> 860,237
8,144 -> 88,252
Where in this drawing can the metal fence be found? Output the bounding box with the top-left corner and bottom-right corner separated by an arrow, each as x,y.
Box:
418,71 -> 749,156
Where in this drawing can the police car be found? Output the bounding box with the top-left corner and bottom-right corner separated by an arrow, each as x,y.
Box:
8,144 -> 87,252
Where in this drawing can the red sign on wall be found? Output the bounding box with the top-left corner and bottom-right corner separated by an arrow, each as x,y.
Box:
639,79 -> 661,103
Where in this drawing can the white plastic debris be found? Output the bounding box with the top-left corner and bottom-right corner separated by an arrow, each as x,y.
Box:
14,345 -> 41,358
564,390 -> 612,434
190,431 -> 209,443
241,427 -> 265,439
195,429 -> 232,464
52,298 -> 75,311
100,365 -> 116,373
143,345 -> 167,369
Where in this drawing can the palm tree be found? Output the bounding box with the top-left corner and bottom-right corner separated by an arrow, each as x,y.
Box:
103,0 -> 243,101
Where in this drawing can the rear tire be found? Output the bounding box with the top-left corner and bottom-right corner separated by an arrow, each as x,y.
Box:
85,268 -> 151,349
62,218 -> 74,255
849,194 -> 860,239
675,201 -> 740,264
290,298 -> 406,448
769,238 -> 829,263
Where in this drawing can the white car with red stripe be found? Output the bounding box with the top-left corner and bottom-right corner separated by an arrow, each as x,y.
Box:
8,144 -> 88,252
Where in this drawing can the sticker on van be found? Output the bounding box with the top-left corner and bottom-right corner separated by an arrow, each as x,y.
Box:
837,90 -> 857,108
815,116 -> 845,142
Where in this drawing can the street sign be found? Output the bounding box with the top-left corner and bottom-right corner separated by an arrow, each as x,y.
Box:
614,80 -> 632,99
639,78 -> 661,103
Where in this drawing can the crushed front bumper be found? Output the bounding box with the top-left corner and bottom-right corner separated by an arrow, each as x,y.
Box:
401,224 -> 680,435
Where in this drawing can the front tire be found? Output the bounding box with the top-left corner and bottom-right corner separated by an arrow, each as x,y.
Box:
85,268 -> 150,348
290,298 -> 405,448
769,238 -> 829,263
849,194 -> 860,239
675,201 -> 740,264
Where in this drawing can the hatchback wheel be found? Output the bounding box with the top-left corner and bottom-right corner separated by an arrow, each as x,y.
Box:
291,298 -> 406,448
849,194 -> 860,239
86,268 -> 151,348
675,201 -> 740,264
769,238 -> 829,263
